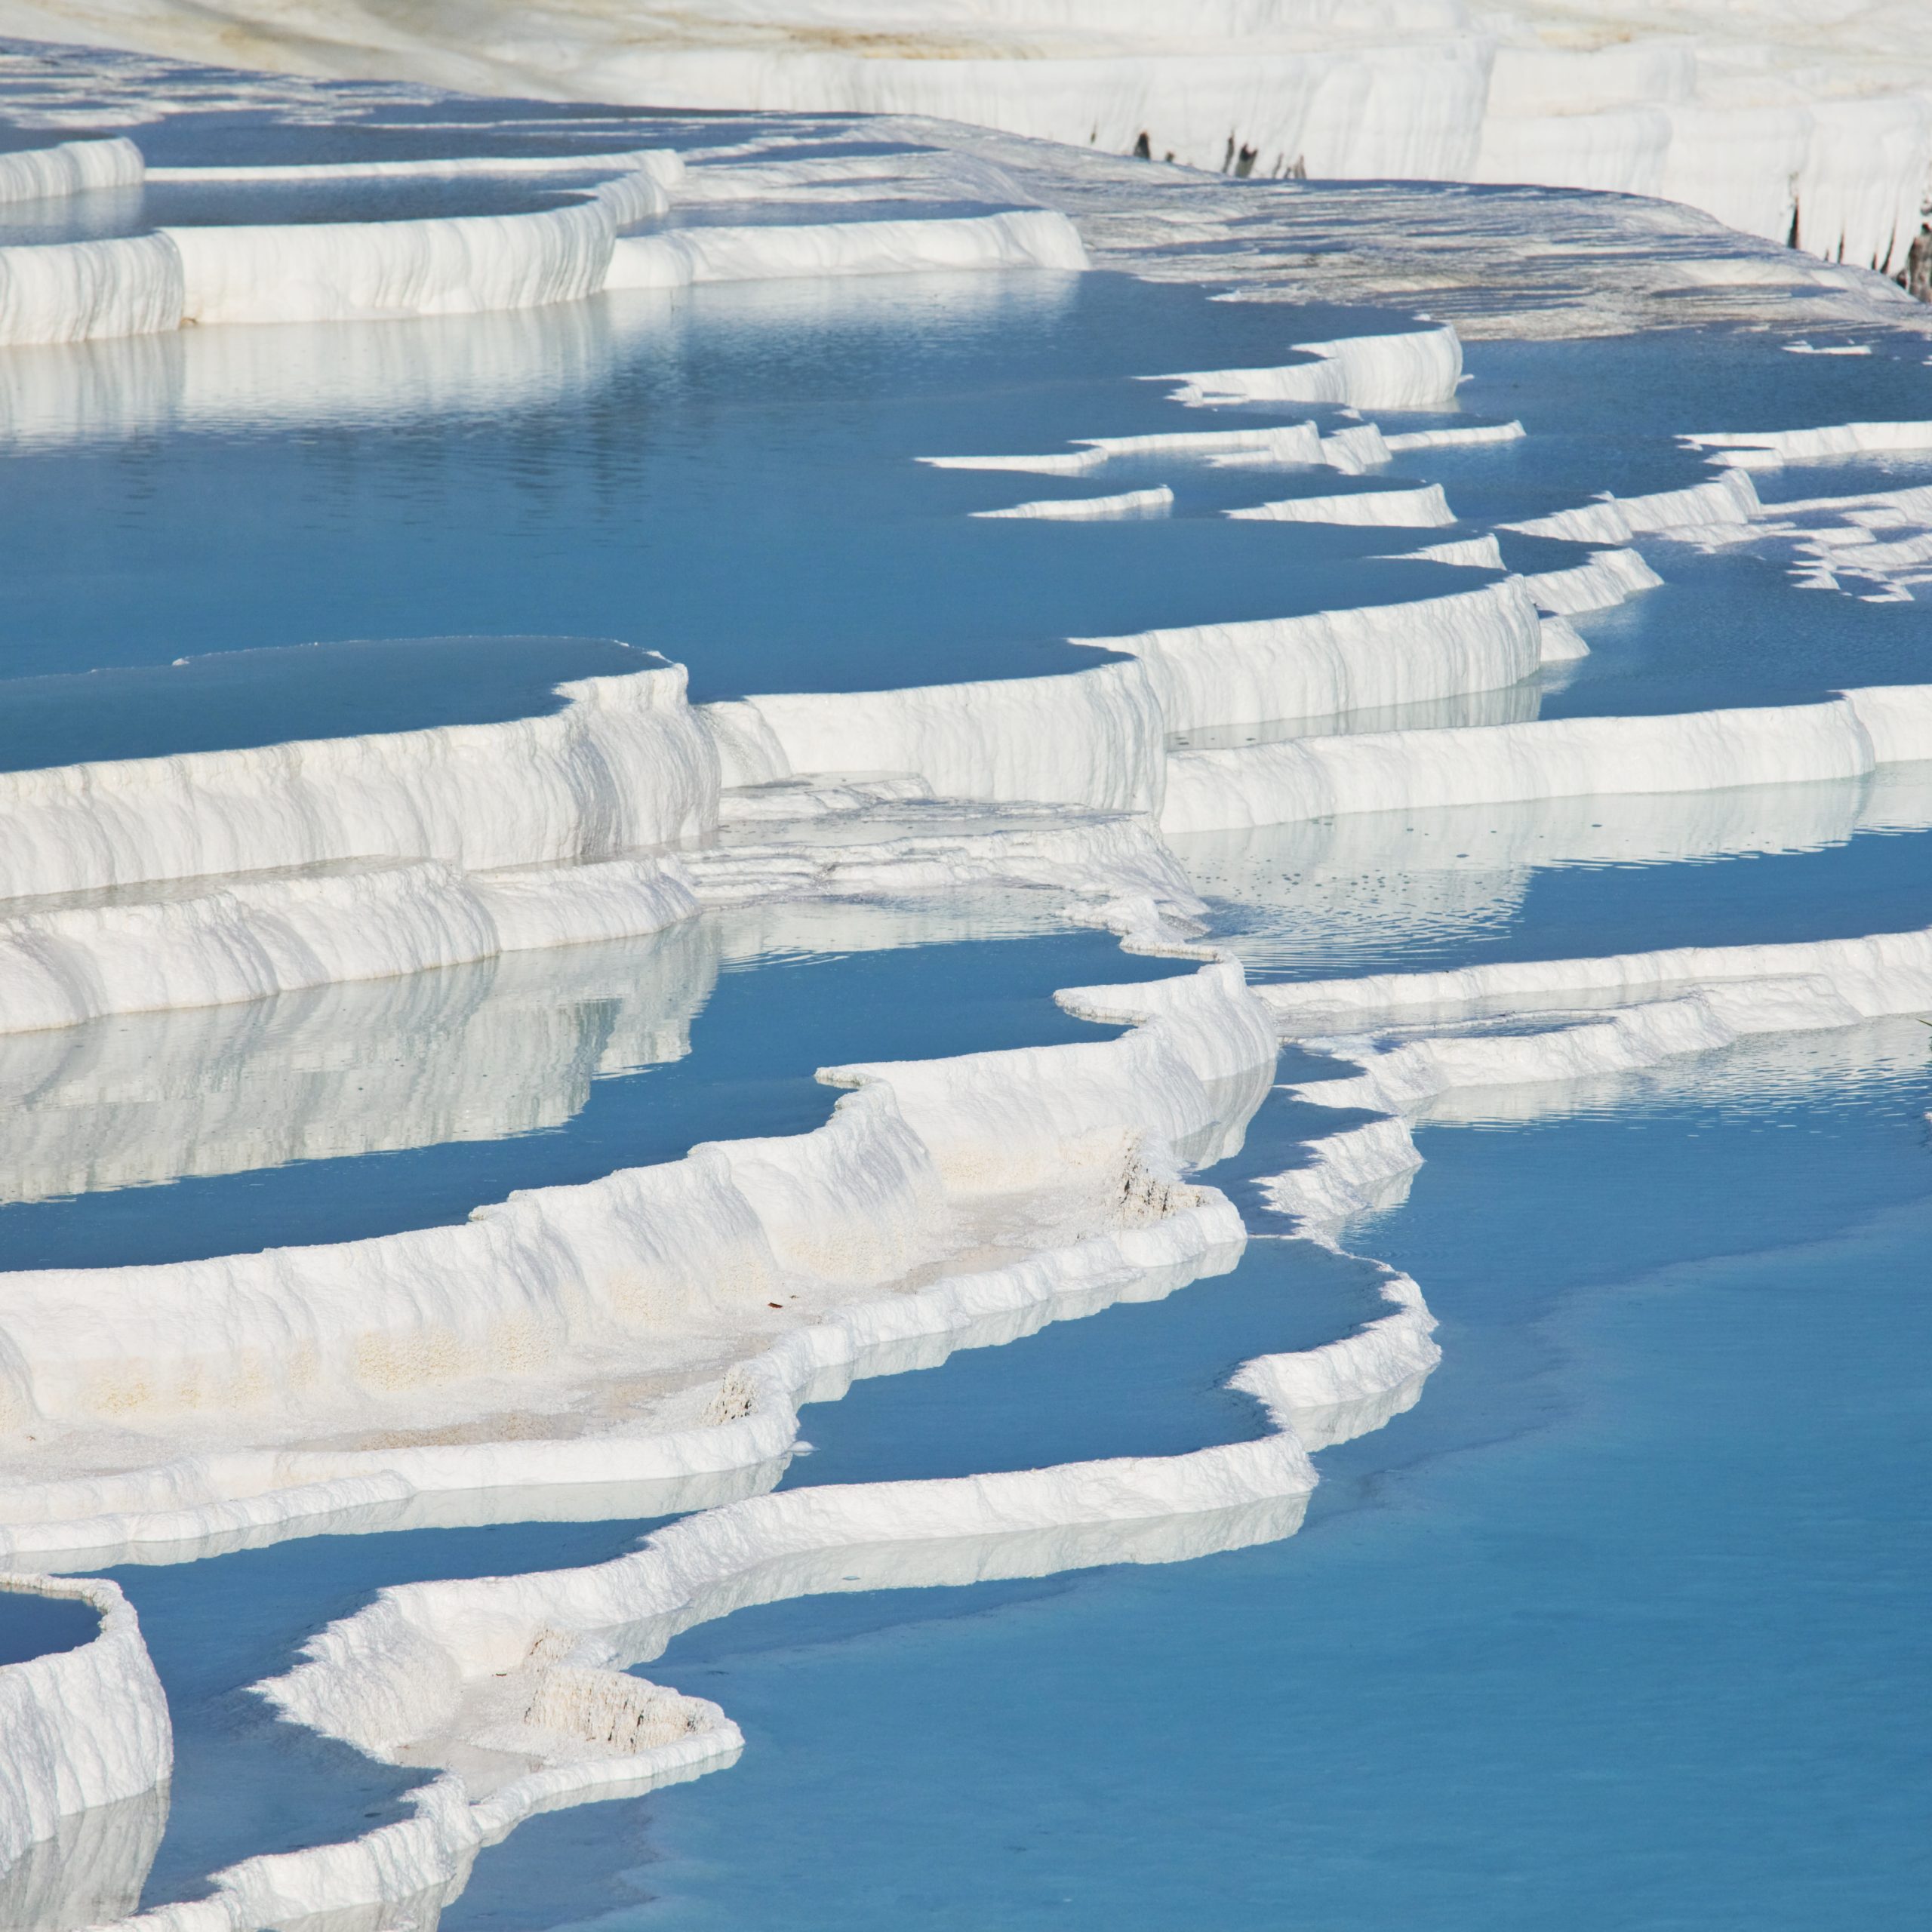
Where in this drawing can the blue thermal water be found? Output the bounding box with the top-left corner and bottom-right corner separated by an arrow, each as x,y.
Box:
1546,547 -> 1932,718
0,173 -> 600,245
438,1030 -> 1930,1932
120,103 -> 766,171
0,1591 -> 97,1666
0,918 -> 1180,1269
142,174 -> 601,226
0,186 -> 144,246
1381,329 -> 1932,715
0,80 -> 1923,1932
1445,328 -> 1932,515
0,268 -> 1469,697
0,635 -> 651,772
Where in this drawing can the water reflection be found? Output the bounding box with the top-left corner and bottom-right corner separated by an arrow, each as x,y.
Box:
0,1786 -> 169,1932
0,292 -> 650,447
0,916 -> 720,1205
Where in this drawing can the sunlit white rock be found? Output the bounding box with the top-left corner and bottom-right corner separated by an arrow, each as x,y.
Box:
1503,468 -> 1761,543
1687,420 -> 1932,467
1260,923 -> 1932,1037
1075,577 -> 1543,737
0,963 -> 1276,1564
701,659 -> 1167,812
1161,685 -> 1932,835
6,8 -> 1930,271
920,423 -> 1325,475
169,163 -> 663,325
0,1575 -> 170,1894
1518,546 -> 1662,614
0,657 -> 718,903
0,234 -> 182,349
975,483 -> 1172,519
0,136 -> 141,203
605,207 -> 1088,288
1160,325 -> 1462,411
0,856 -> 700,1038
1391,533 -> 1504,569
1382,420 -> 1525,452
1226,482 -> 1454,526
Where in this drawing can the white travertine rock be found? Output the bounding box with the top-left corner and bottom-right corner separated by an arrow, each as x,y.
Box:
1315,422 -> 1392,472
0,856 -> 700,1038
0,657 -> 1218,1038
1502,467 -> 1761,542
144,150 -> 685,189
1518,546 -> 1662,614
605,206 -> 1088,288
1075,578 -> 1543,737
139,1418 -> 1318,1928
1537,614 -> 1590,662
690,799 -> 1209,942
5,8 -> 1930,273
1260,923 -> 1932,1039
1161,685 -> 1932,835
1226,482 -> 1454,527
1247,931 -> 1932,1328
0,1575 -> 171,1885
168,165 -> 663,325
177,1198 -> 1438,1932
700,658 -> 1168,813
0,151 -> 678,345
974,483 -> 1171,519
1392,534 -> 1505,569
1382,420 -> 1525,452
0,658 -> 718,903
1686,420 -> 1932,467
174,972 -> 1447,1932
0,135 -> 141,202
920,423 -> 1325,475
1160,325 -> 1463,411
0,232 -> 183,349
0,961 -> 1277,1564
0,147 -> 1076,350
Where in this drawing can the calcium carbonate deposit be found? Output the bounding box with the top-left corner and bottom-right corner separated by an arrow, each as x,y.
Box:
0,25 -> 1924,1932
5,3 -> 1932,276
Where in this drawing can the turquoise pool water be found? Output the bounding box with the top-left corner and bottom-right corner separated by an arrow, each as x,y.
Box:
0,266 -> 1448,698
441,1029 -> 1931,1930
0,65 -> 1925,1932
